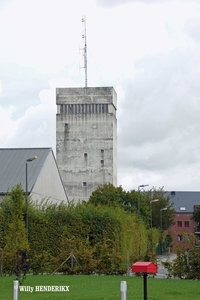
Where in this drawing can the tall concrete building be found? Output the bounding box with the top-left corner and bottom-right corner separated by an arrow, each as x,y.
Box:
56,87 -> 117,203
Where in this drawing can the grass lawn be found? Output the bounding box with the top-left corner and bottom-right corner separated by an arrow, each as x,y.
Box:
0,274 -> 200,300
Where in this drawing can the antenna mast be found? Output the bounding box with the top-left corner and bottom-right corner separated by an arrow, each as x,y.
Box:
82,16 -> 87,88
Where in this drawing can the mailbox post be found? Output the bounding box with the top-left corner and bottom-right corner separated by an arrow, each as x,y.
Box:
132,262 -> 157,300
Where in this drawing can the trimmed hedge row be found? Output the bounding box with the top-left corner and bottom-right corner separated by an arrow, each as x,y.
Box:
0,185 -> 159,275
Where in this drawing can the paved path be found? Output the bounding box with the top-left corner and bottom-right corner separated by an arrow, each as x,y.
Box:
156,253 -> 177,278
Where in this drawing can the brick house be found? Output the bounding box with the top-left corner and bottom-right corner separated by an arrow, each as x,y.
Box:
165,191 -> 200,252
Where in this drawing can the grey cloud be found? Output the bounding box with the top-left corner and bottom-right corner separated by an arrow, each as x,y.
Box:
95,0 -> 169,8
0,63 -> 52,119
117,48 -> 200,172
184,17 -> 200,43
0,0 -> 13,9
3,99 -> 56,151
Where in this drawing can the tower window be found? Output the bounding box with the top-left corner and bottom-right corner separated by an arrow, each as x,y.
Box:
101,160 -> 104,167
83,182 -> 87,186
84,153 -> 88,166
64,123 -> 69,138
101,149 -> 104,154
60,104 -> 64,113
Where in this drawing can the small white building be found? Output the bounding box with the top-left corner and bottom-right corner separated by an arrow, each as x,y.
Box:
0,148 -> 68,204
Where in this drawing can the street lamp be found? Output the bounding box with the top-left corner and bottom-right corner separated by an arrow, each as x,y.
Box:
160,207 -> 167,255
26,156 -> 37,240
138,184 -> 149,220
150,199 -> 159,251
137,184 -> 148,258
160,207 -> 167,231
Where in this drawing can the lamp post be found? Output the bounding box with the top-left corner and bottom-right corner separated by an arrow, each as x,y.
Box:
26,156 -> 37,240
150,199 -> 159,251
138,184 -> 149,221
160,207 -> 167,232
137,184 -> 148,258
160,207 -> 167,255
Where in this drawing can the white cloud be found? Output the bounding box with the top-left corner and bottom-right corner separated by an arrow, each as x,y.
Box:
117,40 -> 200,190
1,0 -> 200,192
96,0 -> 200,8
0,105 -> 16,144
0,80 -> 2,95
0,81 -> 55,151
0,76 -> 84,153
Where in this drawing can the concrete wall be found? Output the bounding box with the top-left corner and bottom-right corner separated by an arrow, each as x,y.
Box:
31,151 -> 68,204
56,87 -> 117,203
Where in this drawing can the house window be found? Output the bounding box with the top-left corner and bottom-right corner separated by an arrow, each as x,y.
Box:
184,234 -> 189,241
177,221 -> 182,227
83,182 -> 87,187
184,221 -> 189,227
180,207 -> 186,211
178,235 -> 182,241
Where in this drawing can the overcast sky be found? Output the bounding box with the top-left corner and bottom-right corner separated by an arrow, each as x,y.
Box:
1,0 -> 200,192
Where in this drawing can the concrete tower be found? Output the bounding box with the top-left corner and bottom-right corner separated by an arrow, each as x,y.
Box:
56,87 -> 117,203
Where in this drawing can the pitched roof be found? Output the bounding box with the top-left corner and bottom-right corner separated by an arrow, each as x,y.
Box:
165,191 -> 200,213
0,148 -> 52,194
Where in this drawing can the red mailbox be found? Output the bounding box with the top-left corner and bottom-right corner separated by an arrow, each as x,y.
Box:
131,262 -> 157,300
132,262 -> 157,273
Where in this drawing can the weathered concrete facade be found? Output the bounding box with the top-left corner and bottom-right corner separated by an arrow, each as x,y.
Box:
56,87 -> 117,203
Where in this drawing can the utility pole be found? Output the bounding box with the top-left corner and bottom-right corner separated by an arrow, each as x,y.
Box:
81,15 -> 87,87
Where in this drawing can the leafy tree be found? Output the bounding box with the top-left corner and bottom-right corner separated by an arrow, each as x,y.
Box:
163,234 -> 200,279
88,183 -> 123,207
15,250 -> 29,284
120,189 -> 147,216
2,184 -> 29,281
191,205 -> 200,224
88,184 -> 148,219
145,187 -> 175,230
89,185 -> 175,232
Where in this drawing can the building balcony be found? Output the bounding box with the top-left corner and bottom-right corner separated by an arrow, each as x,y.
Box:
194,227 -> 200,235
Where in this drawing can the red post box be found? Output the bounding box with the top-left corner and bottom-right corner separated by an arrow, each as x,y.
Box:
132,261 -> 157,274
132,262 -> 157,300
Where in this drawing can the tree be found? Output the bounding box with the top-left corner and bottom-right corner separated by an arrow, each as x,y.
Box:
88,184 -> 147,217
88,184 -> 175,231
88,183 -> 123,207
120,189 -> 140,214
2,184 -> 29,281
191,205 -> 200,224
163,234 -> 200,279
145,187 -> 175,230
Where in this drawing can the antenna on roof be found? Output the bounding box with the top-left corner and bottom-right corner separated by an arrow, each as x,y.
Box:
81,15 -> 87,88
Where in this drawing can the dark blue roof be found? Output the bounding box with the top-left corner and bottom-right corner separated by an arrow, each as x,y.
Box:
0,148 -> 52,194
165,191 -> 200,213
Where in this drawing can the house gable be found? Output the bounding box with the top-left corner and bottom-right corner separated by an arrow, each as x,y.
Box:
31,150 -> 68,204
